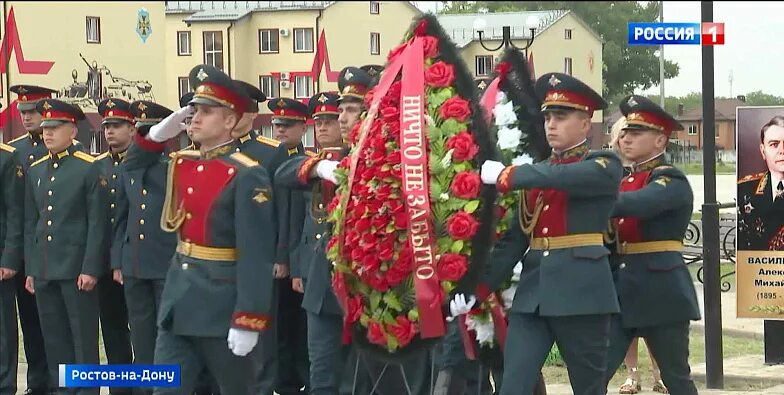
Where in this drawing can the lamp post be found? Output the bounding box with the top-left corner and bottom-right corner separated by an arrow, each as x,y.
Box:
473,15 -> 540,53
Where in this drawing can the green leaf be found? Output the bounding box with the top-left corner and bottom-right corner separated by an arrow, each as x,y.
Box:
450,240 -> 464,253
382,311 -> 397,326
464,200 -> 480,214
438,237 -> 453,253
428,87 -> 454,110
453,162 -> 468,173
430,181 -> 443,201
383,292 -> 404,311
407,308 -> 419,322
441,119 -> 466,137
387,336 -> 400,352
360,313 -> 370,326
370,292 -> 382,311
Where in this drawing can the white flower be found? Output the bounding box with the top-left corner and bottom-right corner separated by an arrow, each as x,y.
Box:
497,127 -> 523,150
494,100 -> 517,127
495,91 -> 507,105
512,154 -> 534,166
473,320 -> 496,346
441,149 -> 454,168
426,114 -> 435,127
439,193 -> 450,202
501,285 -> 517,309
512,262 -> 523,281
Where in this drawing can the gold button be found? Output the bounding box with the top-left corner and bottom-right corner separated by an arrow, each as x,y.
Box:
543,205 -> 550,211
141,204 -> 146,210
28,155 -> 34,161
228,168 -> 235,175
235,148 -> 241,153
627,177 -> 635,183
47,190 -> 52,196
186,213 -> 192,220
50,176 -> 55,182
187,187 -> 194,194
142,189 -> 148,195
326,153 -> 333,159
111,203 -> 116,209
318,203 -> 324,209
53,163 -> 58,169
112,174 -> 117,180
542,227 -> 549,235
47,220 -> 52,226
139,234 -> 145,240
114,161 -> 119,166
140,219 -> 145,225
197,165 -> 204,172
47,235 -> 52,241
177,159 -> 183,165
181,263 -> 189,270
315,233 -> 322,240
47,205 -> 52,211
619,263 -> 627,269
543,251 -> 550,257
33,142 -> 38,147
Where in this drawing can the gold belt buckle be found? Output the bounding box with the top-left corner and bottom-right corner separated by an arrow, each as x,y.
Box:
181,241 -> 192,256
542,237 -> 550,250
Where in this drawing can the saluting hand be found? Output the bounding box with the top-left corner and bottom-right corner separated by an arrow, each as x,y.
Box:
77,274 -> 98,291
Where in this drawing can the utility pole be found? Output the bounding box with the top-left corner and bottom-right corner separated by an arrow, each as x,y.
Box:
659,0 -> 665,107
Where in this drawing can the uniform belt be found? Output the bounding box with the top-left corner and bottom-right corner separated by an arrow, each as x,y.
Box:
530,233 -> 604,250
618,240 -> 683,255
177,241 -> 237,261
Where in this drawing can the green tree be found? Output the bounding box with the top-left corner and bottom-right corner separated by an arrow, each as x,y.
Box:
440,1 -> 680,98
744,91 -> 784,107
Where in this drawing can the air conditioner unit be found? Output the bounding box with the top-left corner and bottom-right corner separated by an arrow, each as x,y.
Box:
280,80 -> 291,89
280,28 -> 290,37
280,72 -> 291,81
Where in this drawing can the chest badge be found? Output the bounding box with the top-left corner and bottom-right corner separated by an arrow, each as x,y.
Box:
744,201 -> 754,214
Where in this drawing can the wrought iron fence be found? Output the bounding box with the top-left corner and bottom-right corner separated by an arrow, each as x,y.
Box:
683,201 -> 736,292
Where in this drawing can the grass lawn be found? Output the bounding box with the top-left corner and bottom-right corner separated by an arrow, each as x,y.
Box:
687,261 -> 736,290
676,162 -> 736,175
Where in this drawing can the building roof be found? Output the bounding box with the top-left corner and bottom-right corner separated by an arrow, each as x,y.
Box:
436,10 -> 602,49
677,98 -> 746,122
167,1 -> 421,15
184,8 -> 253,22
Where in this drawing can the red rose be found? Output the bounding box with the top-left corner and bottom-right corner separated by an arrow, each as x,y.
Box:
414,20 -> 429,36
382,81 -> 402,108
345,230 -> 361,246
362,254 -> 381,272
387,316 -> 417,347
393,211 -> 408,229
385,151 -> 401,166
439,96 -> 472,123
361,166 -> 376,182
422,36 -> 439,59
396,244 -> 413,268
365,273 -> 390,292
425,61 -> 455,88
450,171 -> 481,199
385,261 -> 409,287
347,296 -> 363,324
372,213 -> 390,230
388,199 -> 404,213
446,211 -> 480,241
378,239 -> 395,261
367,199 -> 383,214
339,155 -> 351,169
446,132 -> 479,162
326,236 -> 339,253
382,105 -> 400,124
496,206 -> 508,220
364,87 -> 377,108
368,320 -> 387,346
355,218 -> 371,233
437,253 -> 468,281
351,247 -> 366,262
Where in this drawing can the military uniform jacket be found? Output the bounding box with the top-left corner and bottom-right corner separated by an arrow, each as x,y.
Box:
275,149 -> 342,316
9,133 -> 84,170
23,144 -> 110,280
481,142 -> 622,316
0,144 -> 24,271
96,151 -> 125,265
609,156 -> 701,328
110,145 -> 177,279
133,135 -> 276,336
738,171 -> 784,250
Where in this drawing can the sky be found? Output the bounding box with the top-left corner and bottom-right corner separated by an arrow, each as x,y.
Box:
416,1 -> 783,98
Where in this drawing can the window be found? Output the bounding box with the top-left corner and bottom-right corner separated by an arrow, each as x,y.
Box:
605,125 -> 612,135
564,57 -> 573,75
475,55 -> 493,76
370,1 -> 380,14
259,29 -> 279,53
294,28 -> 314,53
688,125 -> 697,135
304,125 -> 315,148
259,75 -> 278,98
177,31 -> 191,56
565,29 -> 572,40
294,76 -> 313,98
715,123 -> 720,138
370,33 -> 380,55
203,31 -> 224,70
86,17 -> 101,43
261,125 -> 274,139
178,77 -> 192,99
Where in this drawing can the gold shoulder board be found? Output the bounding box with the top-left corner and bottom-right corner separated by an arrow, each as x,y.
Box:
74,151 -> 96,163
230,152 -> 259,167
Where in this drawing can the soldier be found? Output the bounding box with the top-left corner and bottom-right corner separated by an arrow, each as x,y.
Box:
7,85 -> 62,395
0,132 -> 26,395
603,95 -> 700,394
274,91 -> 349,395
109,100 -> 178,394
93,98 -> 135,395
179,92 -> 198,151
453,72 -> 623,395
133,64 -> 275,395
738,115 -> 784,250
23,99 -> 109,395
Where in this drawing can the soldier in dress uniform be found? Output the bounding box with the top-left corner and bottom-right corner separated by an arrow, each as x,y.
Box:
7,85 -> 63,395
132,64 -> 275,395
603,95 -> 701,394
738,115 -> 784,250
454,72 -> 624,395
360,64 -> 383,87
93,98 -> 136,395
23,99 -> 109,395
108,100 -> 178,395
0,127 -> 27,395
179,93 -> 198,151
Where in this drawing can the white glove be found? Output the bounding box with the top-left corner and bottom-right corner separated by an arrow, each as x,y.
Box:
315,160 -> 339,184
227,328 -> 259,357
481,160 -> 506,185
449,293 -> 476,319
148,106 -> 193,143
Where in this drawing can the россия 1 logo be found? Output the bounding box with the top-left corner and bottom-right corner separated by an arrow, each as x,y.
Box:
628,22 -> 724,45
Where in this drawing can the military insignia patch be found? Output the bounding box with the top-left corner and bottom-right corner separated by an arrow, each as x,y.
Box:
15,165 -> 23,178
138,102 -> 147,111
253,188 -> 270,204
130,178 -> 135,185
477,80 -> 487,90
654,176 -> 671,187
197,68 -> 208,81
548,74 -> 561,87
136,8 -> 152,43
106,100 -> 116,108
627,97 -> 638,107
42,101 -> 52,110
344,70 -> 354,80
744,201 -> 754,214
318,94 -> 328,103
99,176 -> 109,188
594,157 -> 609,169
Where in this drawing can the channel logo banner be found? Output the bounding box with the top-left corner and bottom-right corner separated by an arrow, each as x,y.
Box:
59,364 -> 180,388
628,22 -> 701,45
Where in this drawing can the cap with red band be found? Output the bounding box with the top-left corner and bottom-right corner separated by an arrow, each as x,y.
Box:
10,85 -> 58,112
619,94 -> 683,137
98,98 -> 134,125
308,92 -> 340,120
37,99 -> 85,128
188,64 -> 249,114
535,72 -> 607,116
268,97 -> 308,125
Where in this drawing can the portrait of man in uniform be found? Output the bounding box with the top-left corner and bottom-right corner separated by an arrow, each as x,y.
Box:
737,108 -> 784,251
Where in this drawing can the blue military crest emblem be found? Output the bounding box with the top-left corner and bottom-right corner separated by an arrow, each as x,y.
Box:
136,8 -> 152,43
